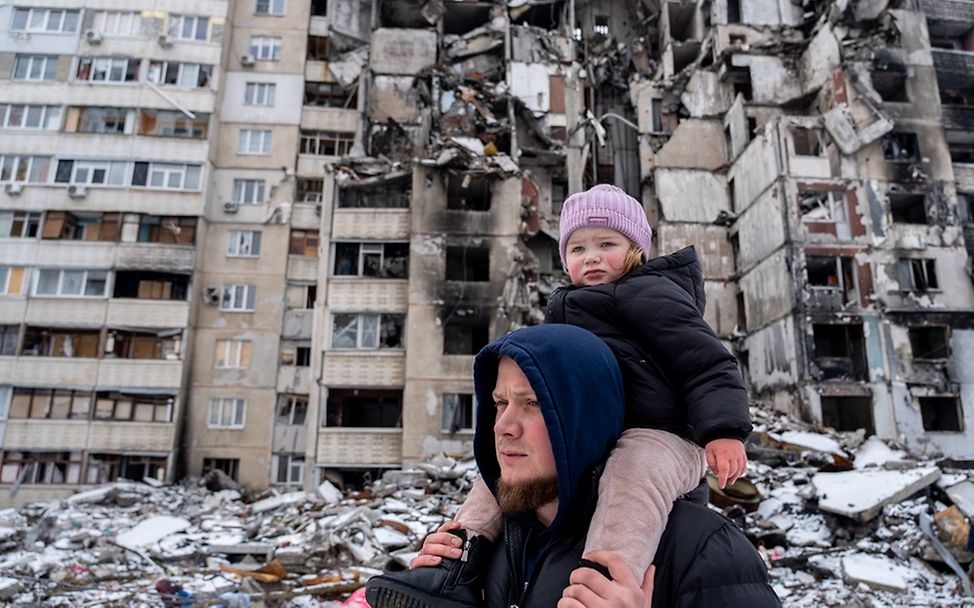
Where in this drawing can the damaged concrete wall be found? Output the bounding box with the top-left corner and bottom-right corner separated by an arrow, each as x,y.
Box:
655,169 -> 730,221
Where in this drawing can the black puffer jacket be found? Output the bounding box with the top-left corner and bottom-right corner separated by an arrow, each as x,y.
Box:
545,246 -> 751,446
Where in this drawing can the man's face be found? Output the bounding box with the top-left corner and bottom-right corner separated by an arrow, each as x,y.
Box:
492,356 -> 557,485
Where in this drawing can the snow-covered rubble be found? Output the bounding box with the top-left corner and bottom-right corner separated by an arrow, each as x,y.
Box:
1,414 -> 972,606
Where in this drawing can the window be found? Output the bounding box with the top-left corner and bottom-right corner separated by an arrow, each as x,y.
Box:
87,454 -> 167,484
274,454 -> 304,485
203,458 -> 240,481
307,35 -> 330,61
21,327 -> 101,358
135,216 -> 196,245
208,398 -> 246,428
442,393 -> 474,433
0,104 -> 61,130
137,110 -> 209,138
227,230 -> 262,256
54,160 -> 127,186
304,82 -> 356,108
446,175 -> 492,211
250,36 -> 282,60
0,267 -> 26,296
799,190 -> 847,223
34,269 -> 109,298
169,15 -> 209,41
337,177 -> 411,208
888,192 -> 927,225
108,330 -> 181,360
233,179 -> 266,204
91,11 -> 141,36
312,0 -> 328,15
42,211 -> 115,242
883,132 -> 920,162
215,339 -> 252,368
289,230 -> 319,256
11,8 -> 80,33
0,155 -> 52,183
805,255 -> 858,307
0,325 -> 19,355
325,389 -> 402,428
331,313 -> 404,349
13,55 -> 57,81
280,341 -> 311,365
0,212 -> 41,237
221,284 -> 256,311
332,242 -> 409,278
791,127 -> 826,157
90,392 -> 172,422
131,162 -> 202,190
285,283 -> 317,309
443,317 -> 489,355
919,396 -> 964,432
820,396 -> 875,435
300,130 -> 354,156
446,246 -> 490,281
898,258 -> 939,292
297,178 -> 323,203
908,326 -> 949,360
146,61 -> 212,88
245,82 -> 276,106
0,451 -> 83,485
9,388 -> 92,420
113,271 -> 189,301
276,394 -> 308,425
76,107 -> 128,134
256,0 -> 287,16
76,57 -> 139,83
812,323 -> 868,381
238,129 -> 272,155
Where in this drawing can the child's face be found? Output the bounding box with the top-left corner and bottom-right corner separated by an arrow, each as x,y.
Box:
565,227 -> 631,286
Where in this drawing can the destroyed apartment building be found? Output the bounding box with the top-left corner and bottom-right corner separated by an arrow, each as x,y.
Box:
0,0 -> 973,507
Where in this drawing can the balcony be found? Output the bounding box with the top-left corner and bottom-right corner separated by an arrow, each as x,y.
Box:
317,428 -> 402,466
36,240 -> 116,268
89,422 -> 175,452
805,287 -> 844,312
940,105 -> 974,131
955,162 -> 974,191
98,359 -> 182,389
287,255 -> 320,281
107,299 -> 190,328
24,299 -> 104,327
919,0 -> 974,23
283,309 -> 314,340
0,357 -> 99,387
277,365 -> 312,394
932,49 -> 974,89
2,420 -> 88,450
332,209 -> 410,239
322,352 -> 405,386
327,280 -> 408,311
305,60 -> 332,83
0,299 -> 26,325
116,243 -> 195,272
291,203 -> 321,230
302,106 -> 360,133
297,154 -> 329,177
309,15 -> 329,37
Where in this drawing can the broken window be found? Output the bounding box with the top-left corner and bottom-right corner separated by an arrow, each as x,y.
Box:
21,327 -> 100,358
897,258 -> 939,292
446,174 -> 492,211
280,341 -> 313,365
445,246 -> 490,281
511,1 -> 563,29
908,326 -> 949,360
0,451 -> 83,485
93,392 -> 173,422
872,69 -> 908,103
792,128 -> 826,157
227,230 -> 261,257
42,211 -> 119,241
137,109 -> 209,139
307,35 -> 330,61
289,229 -> 320,256
304,81 -> 357,108
331,313 -> 404,349
75,107 -> 128,134
300,130 -> 354,156
86,453 -> 167,484
274,454 -> 305,485
221,284 -> 256,312
297,178 -> 324,203
215,339 -> 251,369
882,132 -> 920,162
138,216 -> 196,244
325,389 -> 402,428
337,176 -> 411,209
0,211 -> 41,238
551,174 -> 568,214
919,396 -> 964,432
441,393 -> 474,433
379,0 -> 431,27
726,0 -> 741,23
948,142 -> 974,164
203,458 -> 240,481
888,192 -> 928,224
311,0 -> 326,15
108,329 -> 181,360
805,256 -> 858,306
812,323 -> 868,381
113,271 -> 189,301
332,242 -> 408,278
9,388 -> 92,420
443,2 -> 492,36
276,394 -> 309,426
285,283 -> 317,309
666,2 -> 696,42
799,190 -> 847,223
146,60 -> 213,89
76,56 -> 139,82
820,396 -> 875,435
959,192 -> 974,224
443,316 -> 489,355
726,66 -> 752,101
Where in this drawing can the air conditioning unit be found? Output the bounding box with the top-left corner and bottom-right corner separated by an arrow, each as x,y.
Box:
84,29 -> 103,44
158,34 -> 173,48
223,200 -> 239,213
4,183 -> 24,195
203,286 -> 220,305
67,185 -> 88,199
240,54 -> 256,67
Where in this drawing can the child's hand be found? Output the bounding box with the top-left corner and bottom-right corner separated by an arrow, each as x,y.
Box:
705,438 -> 748,490
409,520 -> 464,569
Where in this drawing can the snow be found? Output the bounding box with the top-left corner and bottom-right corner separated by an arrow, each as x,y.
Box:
115,515 -> 191,548
853,437 -> 909,469
841,553 -> 918,592
251,491 -> 308,514
771,430 -> 846,455
812,466 -> 941,521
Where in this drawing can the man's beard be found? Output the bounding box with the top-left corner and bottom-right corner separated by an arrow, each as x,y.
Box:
496,476 -> 560,513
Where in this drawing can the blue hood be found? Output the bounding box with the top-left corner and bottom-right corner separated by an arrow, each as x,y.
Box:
473,324 -> 625,531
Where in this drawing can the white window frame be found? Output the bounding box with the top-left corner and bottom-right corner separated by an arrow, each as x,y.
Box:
0,155 -> 52,183
0,104 -> 61,130
249,36 -> 282,60
238,129 -> 272,155
207,398 -> 246,429
227,230 -> 261,257
146,61 -> 212,89
276,395 -> 308,425
232,179 -> 266,204
59,160 -> 127,186
214,339 -> 251,369
300,130 -> 355,156
33,268 -> 109,298
76,57 -> 138,83
12,55 -> 57,81
274,454 -> 304,484
11,8 -> 80,33
331,312 -> 404,350
91,11 -> 141,36
441,393 -> 476,433
255,0 -> 287,16
139,163 -> 201,191
0,211 -> 42,238
244,82 -> 276,106
169,15 -> 209,41
221,284 -> 256,312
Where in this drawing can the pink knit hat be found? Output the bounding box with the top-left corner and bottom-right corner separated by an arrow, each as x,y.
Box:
558,184 -> 652,266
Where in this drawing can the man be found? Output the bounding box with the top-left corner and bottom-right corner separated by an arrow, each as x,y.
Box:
367,325 -> 780,607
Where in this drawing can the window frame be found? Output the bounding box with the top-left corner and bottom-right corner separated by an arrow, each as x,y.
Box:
244,82 -> 277,106
220,284 -> 256,312
90,11 -> 141,36
33,268 -> 110,298
207,398 -> 246,429
76,56 -> 139,83
227,230 -> 262,257
131,162 -> 202,191
232,179 -> 266,204
168,14 -> 209,41
0,104 -> 61,130
249,36 -> 282,60
0,155 -> 52,184
0,211 -> 42,238
214,338 -> 252,369
330,312 -> 405,350
255,0 -> 287,16
146,60 -> 212,89
441,393 -> 475,433
11,8 -> 80,33
12,55 -> 57,81
238,129 -> 272,155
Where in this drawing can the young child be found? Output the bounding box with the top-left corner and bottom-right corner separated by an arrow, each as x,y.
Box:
371,184 -> 752,604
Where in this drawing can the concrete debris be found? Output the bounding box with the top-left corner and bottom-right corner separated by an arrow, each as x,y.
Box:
812,466 -> 941,521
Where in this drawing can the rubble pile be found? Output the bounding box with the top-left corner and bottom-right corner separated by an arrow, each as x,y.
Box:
2,414 -> 974,606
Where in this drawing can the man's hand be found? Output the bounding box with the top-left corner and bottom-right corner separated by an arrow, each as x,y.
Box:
705,438 -> 748,489
408,520 -> 464,569
557,551 -> 654,608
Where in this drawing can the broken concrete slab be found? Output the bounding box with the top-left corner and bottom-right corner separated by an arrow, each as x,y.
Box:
329,46 -> 369,87
370,29 -> 438,75
250,491 -> 309,514
812,466 -> 940,521
853,437 -> 910,469
771,430 -> 846,457
116,515 -> 190,548
945,480 -> 974,519
841,553 -> 916,592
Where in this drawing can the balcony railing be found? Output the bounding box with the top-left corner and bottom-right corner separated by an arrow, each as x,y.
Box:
317,428 -> 402,466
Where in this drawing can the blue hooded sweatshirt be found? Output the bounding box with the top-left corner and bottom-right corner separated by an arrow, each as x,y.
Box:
472,324 -> 625,533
